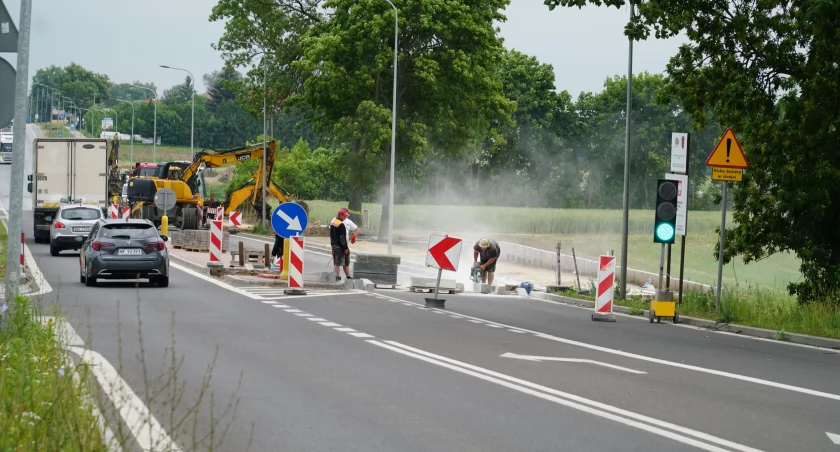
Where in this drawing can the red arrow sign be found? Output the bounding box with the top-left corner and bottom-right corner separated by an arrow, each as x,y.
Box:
428,236 -> 462,271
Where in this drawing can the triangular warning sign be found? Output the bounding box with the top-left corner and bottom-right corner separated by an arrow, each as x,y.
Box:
707,128 -> 748,169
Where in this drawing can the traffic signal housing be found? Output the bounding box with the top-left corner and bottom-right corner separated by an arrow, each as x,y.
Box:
653,179 -> 678,244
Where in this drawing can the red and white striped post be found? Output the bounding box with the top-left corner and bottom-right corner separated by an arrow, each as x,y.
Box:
208,220 -> 223,266
20,233 -> 24,265
284,236 -> 306,295
121,207 -> 130,219
592,255 -> 617,322
108,204 -> 119,219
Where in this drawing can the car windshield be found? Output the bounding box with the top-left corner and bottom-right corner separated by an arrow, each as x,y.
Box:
139,168 -> 155,176
61,207 -> 101,221
100,224 -> 158,240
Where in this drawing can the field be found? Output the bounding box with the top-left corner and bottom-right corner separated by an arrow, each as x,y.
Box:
116,142 -> 192,164
300,201 -> 801,291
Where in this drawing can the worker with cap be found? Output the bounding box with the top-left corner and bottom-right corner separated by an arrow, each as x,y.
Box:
330,208 -> 353,282
473,237 -> 501,285
341,207 -> 359,245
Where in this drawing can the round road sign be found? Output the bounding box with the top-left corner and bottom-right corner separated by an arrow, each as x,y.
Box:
154,188 -> 177,212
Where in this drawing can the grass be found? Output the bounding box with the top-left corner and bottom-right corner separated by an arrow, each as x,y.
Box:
0,296 -> 105,451
299,200 -> 800,290
39,123 -> 75,138
0,218 -> 6,278
118,142 -> 193,164
550,284 -> 840,339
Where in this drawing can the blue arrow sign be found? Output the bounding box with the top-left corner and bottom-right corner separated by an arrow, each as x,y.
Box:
271,202 -> 308,239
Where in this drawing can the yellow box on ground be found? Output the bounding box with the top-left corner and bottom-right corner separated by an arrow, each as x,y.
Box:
712,167 -> 743,181
650,300 -> 676,317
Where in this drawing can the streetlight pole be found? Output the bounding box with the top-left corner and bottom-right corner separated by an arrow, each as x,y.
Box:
159,65 -> 195,161
114,99 -> 135,165
619,3 -> 634,299
383,0 -> 398,256
131,85 -> 157,161
226,40 -> 270,229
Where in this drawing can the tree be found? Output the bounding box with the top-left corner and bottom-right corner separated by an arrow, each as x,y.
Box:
544,0 -> 840,303
110,82 -> 158,101
204,66 -> 242,113
162,76 -> 195,105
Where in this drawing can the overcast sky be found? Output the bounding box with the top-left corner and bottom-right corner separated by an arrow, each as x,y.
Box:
1,0 -> 686,99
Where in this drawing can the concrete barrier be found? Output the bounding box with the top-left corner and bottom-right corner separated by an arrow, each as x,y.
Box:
496,240 -> 713,293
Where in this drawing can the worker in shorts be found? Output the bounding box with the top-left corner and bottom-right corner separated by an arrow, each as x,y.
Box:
330,208 -> 353,282
341,207 -> 359,245
473,237 -> 501,285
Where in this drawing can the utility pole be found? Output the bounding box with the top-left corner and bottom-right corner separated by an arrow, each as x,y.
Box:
4,0 -> 32,304
619,2 -> 634,299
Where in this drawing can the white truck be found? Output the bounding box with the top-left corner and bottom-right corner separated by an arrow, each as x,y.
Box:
0,126 -> 12,164
26,138 -> 109,243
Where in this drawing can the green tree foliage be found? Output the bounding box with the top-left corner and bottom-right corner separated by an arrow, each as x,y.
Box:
544,0 -> 840,302
30,63 -> 111,121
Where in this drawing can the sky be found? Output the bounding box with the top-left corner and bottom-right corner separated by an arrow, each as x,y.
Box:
0,0 -> 687,99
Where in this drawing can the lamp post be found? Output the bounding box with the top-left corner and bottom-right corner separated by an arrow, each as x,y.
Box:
618,3 -> 634,300
131,85 -> 157,161
114,99 -> 135,165
382,0 -> 398,256
159,65 -> 195,161
227,40 -> 269,229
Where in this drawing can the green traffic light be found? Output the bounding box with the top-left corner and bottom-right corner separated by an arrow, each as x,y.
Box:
656,223 -> 675,242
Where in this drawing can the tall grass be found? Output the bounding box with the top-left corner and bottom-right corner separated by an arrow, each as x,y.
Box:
303,200 -> 729,235
0,296 -> 105,451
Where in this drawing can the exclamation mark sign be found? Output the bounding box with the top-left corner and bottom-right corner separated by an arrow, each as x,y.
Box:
726,138 -> 731,163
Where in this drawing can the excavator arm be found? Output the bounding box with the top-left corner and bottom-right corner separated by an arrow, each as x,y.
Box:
179,141 -> 277,189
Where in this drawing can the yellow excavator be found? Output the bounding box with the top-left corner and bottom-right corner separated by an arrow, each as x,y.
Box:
126,140 -> 306,229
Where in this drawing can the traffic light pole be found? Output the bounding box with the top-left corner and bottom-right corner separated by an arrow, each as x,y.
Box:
666,243 -> 672,289
715,181 -> 728,312
658,243 -> 665,290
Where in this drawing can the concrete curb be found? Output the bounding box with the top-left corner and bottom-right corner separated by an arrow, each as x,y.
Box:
528,291 -> 840,350
168,253 -> 212,275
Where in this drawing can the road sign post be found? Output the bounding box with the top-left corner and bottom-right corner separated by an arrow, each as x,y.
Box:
154,188 -> 176,238
271,202 -> 309,282
284,236 -> 306,295
592,255 -> 617,322
706,128 -> 748,312
424,233 -> 463,308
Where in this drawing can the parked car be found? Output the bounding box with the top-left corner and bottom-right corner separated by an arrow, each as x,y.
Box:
50,202 -> 105,256
79,218 -> 170,287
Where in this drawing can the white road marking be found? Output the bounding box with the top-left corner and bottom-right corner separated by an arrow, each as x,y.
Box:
319,322 -> 342,327
259,300 -> 277,305
335,328 -> 357,332
486,324 -> 503,328
508,329 -> 527,333
295,313 -> 313,317
376,340 -> 763,452
350,332 -> 375,338
274,304 -> 290,308
271,305 -> 287,308
826,432 -> 840,445
69,346 -> 184,452
500,352 -> 647,374
307,317 -> 327,322
371,292 -> 840,402
284,309 -> 302,313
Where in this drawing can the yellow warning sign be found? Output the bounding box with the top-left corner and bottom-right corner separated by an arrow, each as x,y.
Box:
706,128 -> 748,169
712,167 -> 743,181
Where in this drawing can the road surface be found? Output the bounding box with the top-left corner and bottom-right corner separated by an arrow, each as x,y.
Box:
3,130 -> 840,452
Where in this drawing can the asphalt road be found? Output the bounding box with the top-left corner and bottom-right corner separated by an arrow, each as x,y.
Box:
4,129 -> 840,451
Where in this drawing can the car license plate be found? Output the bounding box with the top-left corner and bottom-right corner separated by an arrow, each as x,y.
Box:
72,227 -> 91,233
118,249 -> 143,256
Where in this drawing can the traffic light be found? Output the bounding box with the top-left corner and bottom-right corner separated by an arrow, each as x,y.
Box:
653,179 -> 678,244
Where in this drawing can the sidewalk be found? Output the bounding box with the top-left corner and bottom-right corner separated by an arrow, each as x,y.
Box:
304,235 -> 593,290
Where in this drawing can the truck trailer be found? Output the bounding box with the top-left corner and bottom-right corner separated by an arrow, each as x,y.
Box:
26,138 -> 109,242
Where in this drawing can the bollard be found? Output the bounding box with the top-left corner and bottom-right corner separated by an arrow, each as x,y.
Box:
161,214 -> 169,237
555,242 -> 562,285
208,220 -> 222,265
238,241 -> 245,267
284,236 -> 306,295
264,243 -> 270,268
20,233 -> 24,265
280,238 -> 291,280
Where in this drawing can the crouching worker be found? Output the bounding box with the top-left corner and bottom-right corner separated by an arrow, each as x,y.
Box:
473,238 -> 501,285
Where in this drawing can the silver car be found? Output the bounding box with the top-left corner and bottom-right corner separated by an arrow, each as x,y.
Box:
50,203 -> 105,256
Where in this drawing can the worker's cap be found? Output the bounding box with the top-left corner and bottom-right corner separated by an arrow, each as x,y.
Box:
478,238 -> 490,248
338,208 -> 350,216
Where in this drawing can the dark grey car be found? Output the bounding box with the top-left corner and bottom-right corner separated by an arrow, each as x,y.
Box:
79,219 -> 170,287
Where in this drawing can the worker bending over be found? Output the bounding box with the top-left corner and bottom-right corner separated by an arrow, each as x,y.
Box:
473,238 -> 501,285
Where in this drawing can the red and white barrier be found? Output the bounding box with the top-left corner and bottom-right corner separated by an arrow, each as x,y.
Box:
229,211 -> 242,227
121,207 -> 130,219
108,204 -> 119,219
286,236 -> 305,294
209,220 -> 223,263
595,255 -> 616,315
20,233 -> 24,266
